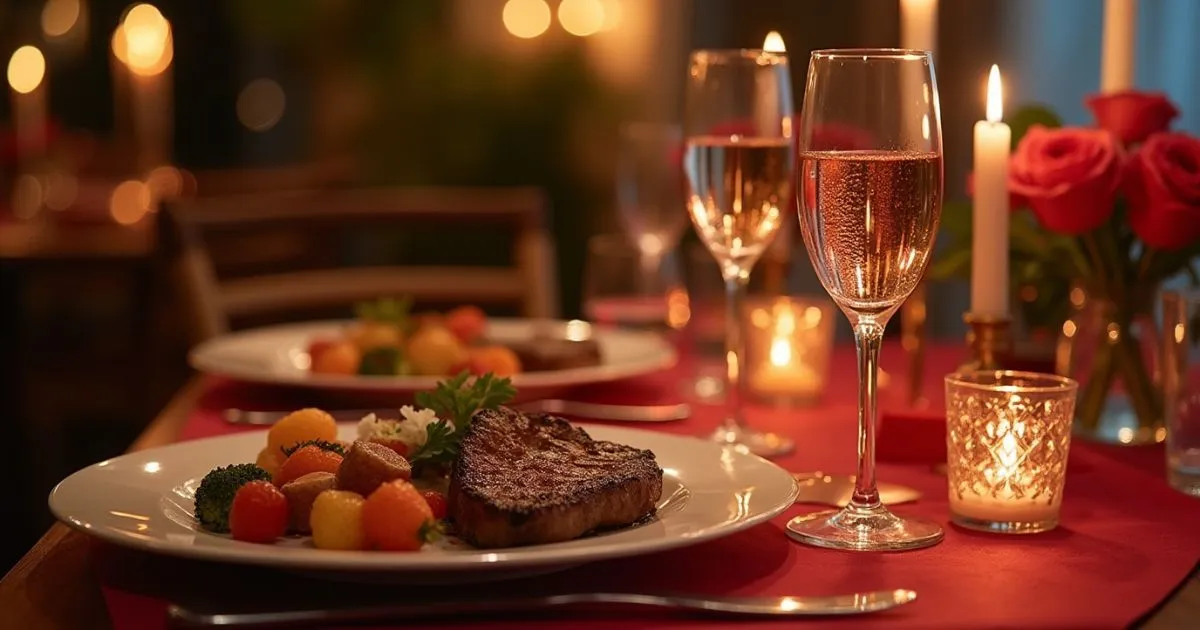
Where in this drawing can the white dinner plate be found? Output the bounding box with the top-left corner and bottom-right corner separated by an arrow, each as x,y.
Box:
50,424 -> 799,580
188,319 -> 676,398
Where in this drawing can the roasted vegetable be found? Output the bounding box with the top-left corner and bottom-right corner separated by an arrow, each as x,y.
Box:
193,463 -> 272,533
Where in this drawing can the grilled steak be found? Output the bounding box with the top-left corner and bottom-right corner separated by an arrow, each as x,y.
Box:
448,407 -> 663,548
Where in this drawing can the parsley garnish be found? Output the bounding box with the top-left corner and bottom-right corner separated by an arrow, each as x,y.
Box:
408,372 -> 516,467
354,296 -> 413,330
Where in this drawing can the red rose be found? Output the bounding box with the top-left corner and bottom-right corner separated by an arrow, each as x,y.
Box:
1008,125 -> 1123,234
1124,132 -> 1200,250
1086,91 -> 1179,146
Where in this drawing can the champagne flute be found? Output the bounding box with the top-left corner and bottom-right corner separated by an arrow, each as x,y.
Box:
787,49 -> 945,551
683,49 -> 795,456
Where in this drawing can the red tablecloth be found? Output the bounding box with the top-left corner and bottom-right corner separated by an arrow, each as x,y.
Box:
96,343 -> 1200,630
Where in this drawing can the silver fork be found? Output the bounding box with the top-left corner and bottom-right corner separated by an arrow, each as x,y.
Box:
168,589 -> 917,627
223,400 -> 690,426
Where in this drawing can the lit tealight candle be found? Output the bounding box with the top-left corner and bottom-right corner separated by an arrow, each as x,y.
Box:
971,65 -> 1011,318
945,371 -> 1078,534
747,298 -> 834,405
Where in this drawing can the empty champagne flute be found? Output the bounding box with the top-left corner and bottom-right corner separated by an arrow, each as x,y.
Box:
616,122 -> 689,275
683,49 -> 795,456
786,49 -> 945,551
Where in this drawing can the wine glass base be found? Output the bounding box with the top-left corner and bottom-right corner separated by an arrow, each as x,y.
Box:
709,424 -> 794,457
786,504 -> 943,552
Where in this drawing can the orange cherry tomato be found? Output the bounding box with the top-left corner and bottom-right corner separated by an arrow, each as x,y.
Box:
275,446 -> 344,487
362,480 -> 436,551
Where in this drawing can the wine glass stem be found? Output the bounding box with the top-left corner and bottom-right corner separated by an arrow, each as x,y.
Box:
852,321 -> 884,507
721,270 -> 749,431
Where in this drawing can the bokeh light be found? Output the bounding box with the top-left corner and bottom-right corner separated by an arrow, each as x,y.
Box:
109,180 -> 152,225
12,174 -> 44,220
7,46 -> 46,94
43,171 -> 79,211
42,0 -> 82,39
558,0 -> 605,37
599,0 -> 622,31
502,0 -> 551,39
145,165 -> 184,203
236,78 -> 287,132
117,4 -> 173,76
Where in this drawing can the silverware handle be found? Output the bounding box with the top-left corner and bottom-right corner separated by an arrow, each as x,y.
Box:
167,590 -> 914,627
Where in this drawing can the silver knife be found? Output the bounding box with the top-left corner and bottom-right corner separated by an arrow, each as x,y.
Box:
168,589 -> 917,626
223,399 -> 690,426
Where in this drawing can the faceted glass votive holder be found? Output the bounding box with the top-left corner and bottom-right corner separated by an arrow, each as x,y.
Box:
743,296 -> 836,407
945,371 -> 1079,534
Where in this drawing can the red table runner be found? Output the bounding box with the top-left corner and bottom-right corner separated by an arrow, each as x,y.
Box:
96,343 -> 1200,630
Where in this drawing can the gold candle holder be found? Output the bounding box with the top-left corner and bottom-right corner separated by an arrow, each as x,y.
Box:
945,370 -> 1078,533
961,312 -> 1014,372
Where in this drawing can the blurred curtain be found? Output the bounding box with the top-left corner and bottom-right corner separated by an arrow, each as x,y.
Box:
1002,0 -> 1200,132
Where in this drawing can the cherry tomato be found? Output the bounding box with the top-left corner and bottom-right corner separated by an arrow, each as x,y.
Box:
230,480 -> 289,543
363,480 -> 435,551
421,490 -> 448,520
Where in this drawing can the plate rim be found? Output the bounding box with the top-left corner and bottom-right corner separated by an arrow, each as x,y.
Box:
187,318 -> 678,392
49,424 -> 799,573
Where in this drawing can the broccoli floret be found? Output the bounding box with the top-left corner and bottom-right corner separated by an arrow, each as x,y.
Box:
193,463 -> 271,532
280,439 -> 345,458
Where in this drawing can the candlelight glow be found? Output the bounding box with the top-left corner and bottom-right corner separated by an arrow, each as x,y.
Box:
763,31 -> 786,53
110,180 -> 152,225
986,64 -> 1003,123
502,0 -> 551,39
769,337 -> 792,367
119,4 -> 173,76
599,0 -> 622,31
558,0 -> 605,37
7,46 -> 46,94
42,0 -> 82,39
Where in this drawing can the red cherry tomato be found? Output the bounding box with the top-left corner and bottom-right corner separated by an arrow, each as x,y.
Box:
421,490 -> 448,520
307,338 -> 335,364
230,480 -> 289,543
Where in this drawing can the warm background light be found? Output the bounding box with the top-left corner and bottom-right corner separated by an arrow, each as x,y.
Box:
119,3 -> 173,76
237,78 -> 287,132
110,180 -> 152,225
41,0 -> 82,39
7,46 -> 46,94
763,30 -> 786,53
558,0 -> 605,37
598,0 -> 622,31
502,0 -> 551,39
986,64 -> 1003,123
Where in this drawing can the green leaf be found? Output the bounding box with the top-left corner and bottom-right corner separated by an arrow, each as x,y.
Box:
358,346 -> 403,376
354,296 -> 413,327
408,372 -> 517,469
1008,104 -> 1063,150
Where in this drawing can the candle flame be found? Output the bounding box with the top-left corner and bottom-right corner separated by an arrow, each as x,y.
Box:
7,46 -> 46,94
763,31 -> 786,53
769,337 -> 792,367
986,64 -> 1003,123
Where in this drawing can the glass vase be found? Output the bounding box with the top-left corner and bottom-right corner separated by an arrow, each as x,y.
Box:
1056,284 -> 1165,445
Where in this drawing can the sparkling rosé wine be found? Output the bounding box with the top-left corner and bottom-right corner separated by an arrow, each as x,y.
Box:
798,150 -> 941,314
683,137 -> 794,270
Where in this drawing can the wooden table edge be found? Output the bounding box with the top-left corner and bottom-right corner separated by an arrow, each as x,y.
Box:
0,375 -> 1196,629
0,376 -> 206,630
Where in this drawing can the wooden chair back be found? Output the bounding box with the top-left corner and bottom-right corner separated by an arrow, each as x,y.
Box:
161,186 -> 558,343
